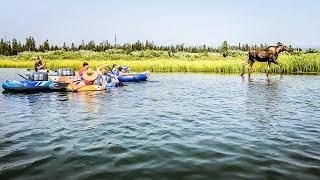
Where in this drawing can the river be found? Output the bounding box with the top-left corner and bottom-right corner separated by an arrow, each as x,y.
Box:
0,68 -> 320,179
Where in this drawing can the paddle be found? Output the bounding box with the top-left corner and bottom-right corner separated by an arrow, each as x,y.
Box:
18,74 -> 28,80
106,66 -> 125,87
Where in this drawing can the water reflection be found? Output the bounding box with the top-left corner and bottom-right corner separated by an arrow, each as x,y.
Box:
26,93 -> 41,103
1,72 -> 320,179
244,76 -> 282,134
68,91 -> 105,114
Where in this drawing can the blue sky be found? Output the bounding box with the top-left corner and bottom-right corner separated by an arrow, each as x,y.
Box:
0,0 -> 319,47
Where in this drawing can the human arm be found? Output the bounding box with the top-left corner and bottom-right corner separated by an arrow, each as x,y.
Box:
96,64 -> 108,74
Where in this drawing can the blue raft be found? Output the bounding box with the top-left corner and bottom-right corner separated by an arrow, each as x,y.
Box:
2,80 -> 55,92
117,73 -> 148,82
2,80 -> 117,92
108,66 -> 149,82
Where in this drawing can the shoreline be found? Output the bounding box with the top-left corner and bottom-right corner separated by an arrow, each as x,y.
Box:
1,51 -> 319,74
1,67 -> 320,76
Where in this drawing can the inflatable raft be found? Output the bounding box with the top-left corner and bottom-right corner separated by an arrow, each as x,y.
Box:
1,71 -> 64,92
2,80 -> 116,92
108,66 -> 149,82
65,84 -> 102,92
65,81 -> 117,92
118,73 -> 148,82
108,71 -> 148,82
2,80 -> 54,92
2,69 -> 119,93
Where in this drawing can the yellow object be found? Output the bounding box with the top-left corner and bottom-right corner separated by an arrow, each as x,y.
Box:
49,76 -> 81,82
82,68 -> 98,81
66,84 -> 103,92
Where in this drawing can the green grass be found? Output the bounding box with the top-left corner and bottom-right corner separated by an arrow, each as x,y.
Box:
0,50 -> 320,74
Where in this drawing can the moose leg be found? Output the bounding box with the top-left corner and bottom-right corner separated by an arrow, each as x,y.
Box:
242,52 -> 255,76
240,62 -> 247,76
266,61 -> 271,76
248,61 -> 254,77
273,61 -> 283,75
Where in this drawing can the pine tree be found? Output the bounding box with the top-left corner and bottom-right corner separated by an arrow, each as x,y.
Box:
17,41 -> 22,52
220,40 -> 229,57
43,40 -> 50,52
62,42 -> 68,51
38,40 -> 49,52
4,41 -> 11,56
11,38 -> 19,55
133,40 -> 143,51
25,36 -> 36,51
87,40 -> 95,50
0,38 -> 5,55
78,40 -> 85,50
71,43 -> 76,51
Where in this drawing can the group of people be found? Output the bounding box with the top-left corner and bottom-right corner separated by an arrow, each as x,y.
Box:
69,62 -> 119,91
34,57 -> 132,91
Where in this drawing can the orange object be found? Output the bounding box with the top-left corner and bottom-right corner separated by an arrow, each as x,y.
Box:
78,67 -> 87,76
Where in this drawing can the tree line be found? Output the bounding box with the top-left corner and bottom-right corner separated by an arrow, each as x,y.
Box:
0,36 -> 300,56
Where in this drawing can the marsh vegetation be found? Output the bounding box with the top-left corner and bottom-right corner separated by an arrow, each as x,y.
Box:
0,37 -> 319,74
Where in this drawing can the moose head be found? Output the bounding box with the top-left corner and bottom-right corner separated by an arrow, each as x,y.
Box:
276,42 -> 290,53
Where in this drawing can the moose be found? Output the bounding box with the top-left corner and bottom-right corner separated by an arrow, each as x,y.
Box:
241,42 -> 290,77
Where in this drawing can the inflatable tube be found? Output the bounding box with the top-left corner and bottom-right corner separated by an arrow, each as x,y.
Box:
65,82 -> 116,92
117,73 -> 148,82
65,84 -> 103,92
2,80 -> 54,92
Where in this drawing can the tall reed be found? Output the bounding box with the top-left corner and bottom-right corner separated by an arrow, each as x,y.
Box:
1,51 -> 319,74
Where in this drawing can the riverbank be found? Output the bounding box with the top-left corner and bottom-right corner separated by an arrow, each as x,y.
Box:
0,50 -> 319,73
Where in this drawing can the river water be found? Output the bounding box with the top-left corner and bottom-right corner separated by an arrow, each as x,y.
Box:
0,68 -> 320,179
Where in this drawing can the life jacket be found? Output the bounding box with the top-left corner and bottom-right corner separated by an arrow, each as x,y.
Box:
107,70 -> 119,77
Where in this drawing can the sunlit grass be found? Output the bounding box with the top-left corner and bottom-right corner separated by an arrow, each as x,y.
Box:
0,51 -> 319,74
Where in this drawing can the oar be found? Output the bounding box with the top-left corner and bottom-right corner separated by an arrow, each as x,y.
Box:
106,66 -> 125,87
18,74 -> 28,80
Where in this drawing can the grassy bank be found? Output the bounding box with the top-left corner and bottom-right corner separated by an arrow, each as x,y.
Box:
0,50 -> 320,74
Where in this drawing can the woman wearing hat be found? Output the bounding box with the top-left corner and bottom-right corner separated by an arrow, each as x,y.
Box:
67,68 -> 106,91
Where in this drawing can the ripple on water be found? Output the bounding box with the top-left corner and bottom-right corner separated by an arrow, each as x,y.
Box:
1,72 -> 320,179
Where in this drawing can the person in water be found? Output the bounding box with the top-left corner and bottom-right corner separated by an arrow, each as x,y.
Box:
96,65 -> 120,85
78,62 -> 89,76
34,57 -> 46,72
118,66 -> 133,76
112,64 -> 118,71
